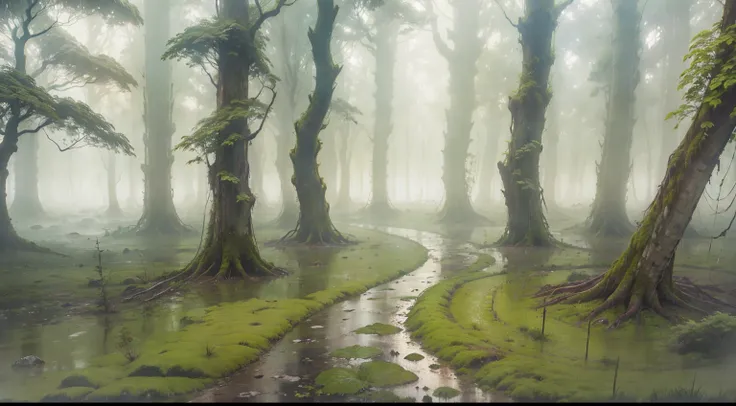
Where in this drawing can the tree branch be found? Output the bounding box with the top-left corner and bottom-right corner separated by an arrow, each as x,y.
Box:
424,0 -> 452,59
493,0 -> 519,29
250,0 -> 293,36
44,129 -> 85,152
17,117 -> 53,136
554,0 -> 575,18
246,83 -> 276,142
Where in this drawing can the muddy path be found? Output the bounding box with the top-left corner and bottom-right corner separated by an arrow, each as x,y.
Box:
189,225 -> 511,403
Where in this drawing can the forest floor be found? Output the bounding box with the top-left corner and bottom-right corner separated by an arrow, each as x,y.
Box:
1,202 -> 736,401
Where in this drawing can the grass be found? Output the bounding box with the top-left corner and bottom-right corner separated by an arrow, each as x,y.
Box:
405,267 -> 736,402
0,226 -> 428,402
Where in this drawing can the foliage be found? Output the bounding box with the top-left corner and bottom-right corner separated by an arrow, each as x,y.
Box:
667,22 -> 736,127
669,312 -> 736,357
0,0 -> 142,26
330,97 -> 361,123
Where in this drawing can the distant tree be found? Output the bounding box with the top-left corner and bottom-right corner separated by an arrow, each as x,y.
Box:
281,0 -> 350,244
127,0 -> 290,296
497,0 -> 572,246
0,0 -> 140,251
332,96 -> 361,210
586,0 -> 642,237
537,0 -> 736,325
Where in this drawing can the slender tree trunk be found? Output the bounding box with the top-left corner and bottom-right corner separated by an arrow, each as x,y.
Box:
539,1 -> 736,325
474,109 -> 499,208
10,135 -> 44,219
106,150 -> 122,216
283,0 -> 347,244
587,0 -> 641,237
0,140 -> 20,249
135,0 -> 188,234
497,0 -> 569,247
249,137 -> 265,203
367,18 -> 399,215
127,156 -> 138,209
335,122 -> 352,209
543,102 -> 559,209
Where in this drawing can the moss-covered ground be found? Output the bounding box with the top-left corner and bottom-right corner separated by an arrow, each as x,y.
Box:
0,226 -> 428,402
405,268 -> 736,402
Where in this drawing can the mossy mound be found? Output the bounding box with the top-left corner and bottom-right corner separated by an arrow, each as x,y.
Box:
331,345 -> 383,359
670,312 -> 736,357
316,361 -> 418,396
354,323 -> 402,336
404,353 -> 425,361
405,265 -> 736,402
2,227 -> 428,402
432,386 -> 460,399
357,389 -> 416,402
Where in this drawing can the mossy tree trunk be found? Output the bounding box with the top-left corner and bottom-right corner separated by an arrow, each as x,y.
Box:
428,0 -> 485,223
136,0 -> 188,235
587,0 -> 641,237
282,0 -> 348,245
10,135 -> 44,219
538,0 -> 736,325
367,19 -> 399,216
174,0 -> 286,282
105,150 -> 123,216
0,138 -> 22,250
497,0 -> 571,247
543,101 -> 559,209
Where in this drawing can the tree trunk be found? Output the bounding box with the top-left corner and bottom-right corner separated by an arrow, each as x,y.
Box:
135,0 -> 188,235
497,0 -> 569,247
335,121 -> 352,209
474,109 -> 499,208
367,18 -> 399,215
178,0 -> 281,280
106,150 -> 123,217
249,137 -> 265,203
543,102 -> 559,209
587,0 -> 640,237
432,0 -> 484,223
283,0 -> 347,245
10,135 -> 44,219
0,140 -> 21,250
538,0 -> 736,325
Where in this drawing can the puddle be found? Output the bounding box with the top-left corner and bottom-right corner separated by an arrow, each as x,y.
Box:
188,225 -> 511,403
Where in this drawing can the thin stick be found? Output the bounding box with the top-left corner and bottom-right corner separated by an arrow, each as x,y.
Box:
612,356 -> 620,399
585,318 -> 592,361
541,300 -> 547,337
690,372 -> 697,396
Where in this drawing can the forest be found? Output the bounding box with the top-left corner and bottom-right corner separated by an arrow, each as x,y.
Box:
2,0 -> 736,402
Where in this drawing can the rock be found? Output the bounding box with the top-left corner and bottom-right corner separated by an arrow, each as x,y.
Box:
61,302 -> 72,308
123,248 -> 131,254
595,318 -> 609,325
272,375 -> 300,382
422,395 -> 433,403
311,325 -> 324,329
122,278 -> 137,285
12,355 -> 44,369
238,391 -> 260,398
30,225 -> 43,230
254,374 -> 264,379
87,279 -> 103,288
123,285 -> 140,295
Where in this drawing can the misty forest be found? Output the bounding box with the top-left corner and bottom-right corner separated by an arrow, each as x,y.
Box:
3,0 -> 736,402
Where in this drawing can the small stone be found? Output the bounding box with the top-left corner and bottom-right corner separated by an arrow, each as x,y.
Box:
122,278 -> 137,285
254,374 -> 264,379
237,391 -> 260,398
12,355 -> 44,369
311,325 -> 324,329
87,279 -> 103,288
422,395 -> 433,403
596,318 -> 609,325
122,248 -> 131,254
423,386 -> 430,391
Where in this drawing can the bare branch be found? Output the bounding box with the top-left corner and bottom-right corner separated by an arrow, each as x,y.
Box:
250,0 -> 291,36
554,0 -> 574,17
17,117 -> 53,136
44,129 -> 86,152
424,0 -> 452,59
493,0 -> 518,29
246,84 -> 277,142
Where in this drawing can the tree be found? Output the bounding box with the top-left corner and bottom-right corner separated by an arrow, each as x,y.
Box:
128,0 -> 290,298
425,0 -> 490,223
586,0 -> 642,237
281,0 -> 349,245
537,0 -> 736,326
133,0 -> 189,235
332,96 -> 361,210
496,0 -> 572,247
0,0 -> 140,251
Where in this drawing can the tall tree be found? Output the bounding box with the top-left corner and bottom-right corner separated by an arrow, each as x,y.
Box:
537,0 -> 736,325
426,0 -> 489,223
497,0 -> 572,246
134,0 -> 189,234
282,0 -> 349,245
0,1 -> 140,251
586,0 -> 642,237
130,0 -> 289,294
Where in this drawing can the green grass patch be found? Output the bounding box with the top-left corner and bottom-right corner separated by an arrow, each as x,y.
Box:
2,227 -> 428,402
432,386 -> 460,399
405,264 -> 736,402
354,323 -> 402,336
315,361 -> 418,396
404,353 -> 424,361
330,345 -> 383,359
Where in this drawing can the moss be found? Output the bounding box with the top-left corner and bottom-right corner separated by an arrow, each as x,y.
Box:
330,345 -> 383,359
432,386 -> 460,399
670,312 -> 736,357
404,353 -> 424,361
354,323 -> 402,336
405,267 -> 736,402
41,387 -> 95,402
3,226 -> 429,402
315,368 -> 369,395
357,361 -> 418,387
358,389 -> 416,402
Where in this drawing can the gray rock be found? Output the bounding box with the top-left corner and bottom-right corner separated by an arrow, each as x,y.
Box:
122,278 -> 137,285
88,279 -> 103,288
12,355 -> 44,369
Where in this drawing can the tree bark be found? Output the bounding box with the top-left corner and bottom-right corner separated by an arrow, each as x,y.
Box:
474,108 -> 499,208
587,0 -> 640,237
538,0 -> 736,325
497,0 -> 569,247
10,135 -> 44,219
367,18 -> 399,215
106,150 -> 123,217
543,101 -> 559,209
282,0 -> 348,245
135,0 -> 188,234
430,0 -> 485,223
335,121 -> 352,209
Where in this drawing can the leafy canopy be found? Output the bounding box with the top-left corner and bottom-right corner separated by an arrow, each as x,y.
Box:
0,67 -> 134,155
667,22 -> 736,128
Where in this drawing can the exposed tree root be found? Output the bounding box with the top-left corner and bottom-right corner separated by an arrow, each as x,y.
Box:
132,212 -> 193,236
363,200 -> 400,219
274,205 -> 299,230
437,203 -> 491,225
0,231 -> 66,256
585,214 -> 634,238
279,217 -> 353,246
